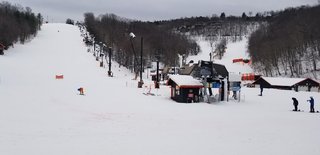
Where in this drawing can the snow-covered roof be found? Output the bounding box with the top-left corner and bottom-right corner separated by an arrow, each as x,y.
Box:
261,77 -> 306,86
168,75 -> 203,88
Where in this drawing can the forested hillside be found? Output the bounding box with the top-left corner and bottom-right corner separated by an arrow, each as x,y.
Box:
248,5 -> 320,79
158,13 -> 264,41
83,12 -> 266,73
0,1 -> 43,55
83,12 -> 199,71
157,13 -> 264,60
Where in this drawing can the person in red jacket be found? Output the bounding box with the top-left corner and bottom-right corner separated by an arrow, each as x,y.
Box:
78,87 -> 84,95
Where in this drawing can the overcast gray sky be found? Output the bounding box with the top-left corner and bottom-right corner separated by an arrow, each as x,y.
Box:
5,0 -> 319,22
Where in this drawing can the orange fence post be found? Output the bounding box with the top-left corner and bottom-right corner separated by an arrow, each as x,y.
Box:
55,75 -> 64,79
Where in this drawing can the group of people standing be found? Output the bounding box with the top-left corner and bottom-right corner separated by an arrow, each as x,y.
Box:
292,96 -> 316,113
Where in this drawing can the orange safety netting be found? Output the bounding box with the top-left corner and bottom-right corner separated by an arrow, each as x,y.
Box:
55,75 -> 64,79
241,73 -> 255,81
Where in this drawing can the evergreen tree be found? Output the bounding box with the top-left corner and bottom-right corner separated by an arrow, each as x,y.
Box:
220,12 -> 226,19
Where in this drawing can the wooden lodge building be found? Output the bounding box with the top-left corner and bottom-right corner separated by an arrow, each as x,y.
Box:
252,77 -> 320,92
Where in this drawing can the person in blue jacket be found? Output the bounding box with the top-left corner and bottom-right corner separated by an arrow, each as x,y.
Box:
307,96 -> 315,113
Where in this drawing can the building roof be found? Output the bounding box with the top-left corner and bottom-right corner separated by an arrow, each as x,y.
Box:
212,63 -> 228,78
263,77 -> 305,86
179,65 -> 197,75
253,77 -> 319,87
179,61 -> 228,79
167,75 -> 203,88
162,66 -> 179,74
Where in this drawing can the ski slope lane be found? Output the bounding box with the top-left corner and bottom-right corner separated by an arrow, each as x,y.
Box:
187,38 -> 253,74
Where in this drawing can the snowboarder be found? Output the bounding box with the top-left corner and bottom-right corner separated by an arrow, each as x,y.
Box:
307,96 -> 315,113
292,97 -> 299,111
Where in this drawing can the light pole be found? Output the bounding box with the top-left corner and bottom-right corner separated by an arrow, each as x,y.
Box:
129,32 -> 137,74
138,37 -> 144,88
129,32 -> 144,88
155,51 -> 160,89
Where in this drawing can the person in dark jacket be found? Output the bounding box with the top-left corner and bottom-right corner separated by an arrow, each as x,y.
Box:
307,96 -> 315,113
292,97 -> 299,111
259,85 -> 263,96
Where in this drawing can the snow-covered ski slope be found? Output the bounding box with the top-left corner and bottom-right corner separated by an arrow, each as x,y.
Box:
1,23 -> 320,155
187,37 -> 253,74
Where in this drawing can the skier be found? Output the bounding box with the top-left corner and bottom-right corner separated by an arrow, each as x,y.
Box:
294,84 -> 298,92
292,97 -> 299,111
78,87 -> 84,95
259,85 -> 263,96
232,90 -> 237,99
307,96 -> 315,113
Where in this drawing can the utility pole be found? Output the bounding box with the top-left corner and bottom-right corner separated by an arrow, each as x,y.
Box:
108,47 -> 112,77
138,37 -> 144,88
129,33 -> 137,75
129,32 -> 144,88
155,51 -> 160,89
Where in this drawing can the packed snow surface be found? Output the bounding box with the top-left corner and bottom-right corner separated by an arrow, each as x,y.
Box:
1,23 -> 320,155
187,37 -> 253,74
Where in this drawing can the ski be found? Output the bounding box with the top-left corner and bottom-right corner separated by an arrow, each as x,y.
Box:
291,109 -> 304,112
